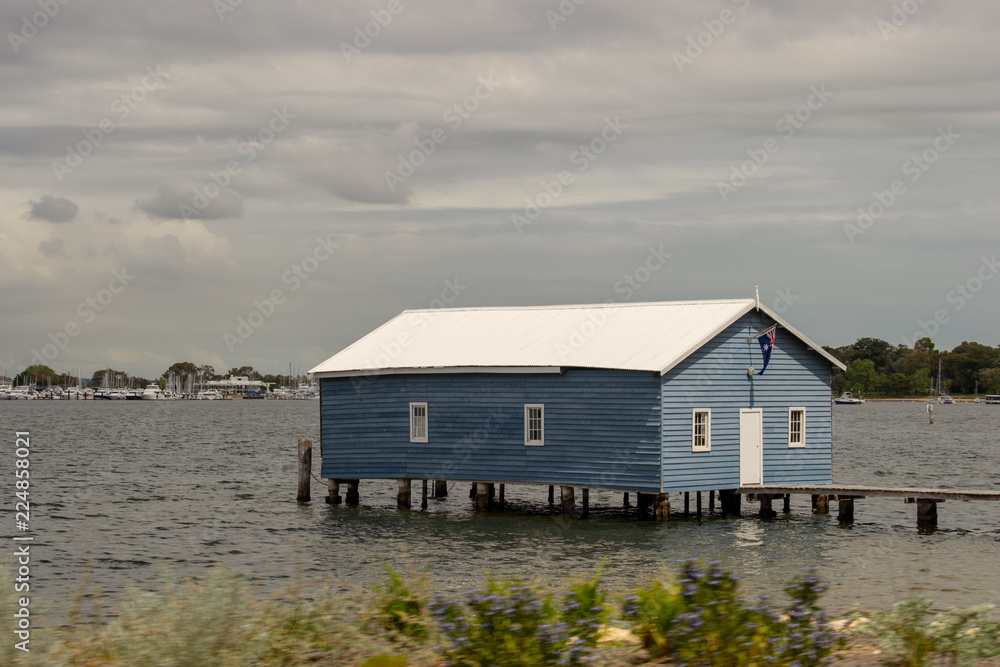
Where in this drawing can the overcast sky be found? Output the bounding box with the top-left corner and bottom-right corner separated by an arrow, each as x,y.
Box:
2,0 -> 999,379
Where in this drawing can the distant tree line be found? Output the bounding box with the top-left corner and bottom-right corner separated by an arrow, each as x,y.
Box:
825,337 -> 1000,397
14,339 -> 998,398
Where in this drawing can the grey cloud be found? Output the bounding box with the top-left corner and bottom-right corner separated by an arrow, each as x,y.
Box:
133,181 -> 245,220
27,195 -> 78,222
0,0 -> 662,66
280,131 -> 416,205
39,236 -> 66,257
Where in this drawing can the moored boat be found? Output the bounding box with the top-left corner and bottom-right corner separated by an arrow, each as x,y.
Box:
195,389 -> 223,400
834,391 -> 865,405
929,359 -> 953,404
142,384 -> 163,400
7,386 -> 36,400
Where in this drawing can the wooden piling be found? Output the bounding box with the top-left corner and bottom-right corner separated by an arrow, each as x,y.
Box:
421,479 -> 428,510
434,480 -> 448,498
759,495 -> 776,518
296,439 -> 312,503
684,491 -> 690,516
783,494 -> 790,513
811,494 -> 829,514
474,482 -> 490,512
346,479 -> 359,505
709,490 -> 715,513
917,498 -> 938,527
548,485 -> 555,504
837,496 -> 854,523
498,483 -> 505,508
719,489 -> 741,517
326,479 -> 342,505
397,478 -> 411,510
655,493 -> 671,521
581,488 -> 589,518
927,403 -> 934,424
696,491 -> 702,516
636,492 -> 654,515
623,492 -> 630,508
470,483 -> 477,499
561,485 -> 575,516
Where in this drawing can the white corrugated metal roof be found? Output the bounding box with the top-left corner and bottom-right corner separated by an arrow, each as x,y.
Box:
310,299 -> 845,377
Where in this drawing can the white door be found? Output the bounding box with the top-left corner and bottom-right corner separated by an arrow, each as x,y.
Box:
739,409 -> 763,485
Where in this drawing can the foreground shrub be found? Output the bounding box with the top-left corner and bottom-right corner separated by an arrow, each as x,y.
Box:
619,575 -> 684,656
560,565 -> 611,648
427,571 -> 606,667
850,596 -> 1000,667
372,562 -> 432,639
621,560 -> 842,666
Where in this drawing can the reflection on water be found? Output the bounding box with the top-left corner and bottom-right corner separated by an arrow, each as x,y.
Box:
733,520 -> 765,548
1,400 -> 998,620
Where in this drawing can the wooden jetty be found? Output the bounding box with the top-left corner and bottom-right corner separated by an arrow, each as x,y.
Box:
739,484 -> 1000,528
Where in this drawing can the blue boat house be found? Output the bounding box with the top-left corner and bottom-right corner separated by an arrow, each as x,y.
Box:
309,299 -> 846,518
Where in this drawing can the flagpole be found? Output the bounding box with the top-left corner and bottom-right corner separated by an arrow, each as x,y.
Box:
746,324 -> 777,343
755,285 -> 759,311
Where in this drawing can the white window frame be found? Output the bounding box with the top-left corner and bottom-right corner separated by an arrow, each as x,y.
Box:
788,407 -> 805,448
692,409 -> 711,452
524,404 -> 545,446
410,402 -> 428,443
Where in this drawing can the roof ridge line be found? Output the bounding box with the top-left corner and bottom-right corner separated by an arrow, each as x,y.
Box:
400,298 -> 754,314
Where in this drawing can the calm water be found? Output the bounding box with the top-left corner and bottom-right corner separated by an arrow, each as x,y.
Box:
2,399 -> 999,621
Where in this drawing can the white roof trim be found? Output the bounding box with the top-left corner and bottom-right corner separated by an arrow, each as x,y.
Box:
657,301 -> 846,375
314,366 -> 564,379
757,303 -> 847,372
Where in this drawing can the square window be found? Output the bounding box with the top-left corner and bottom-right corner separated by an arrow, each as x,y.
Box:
410,402 -> 428,443
788,408 -> 805,447
524,404 -> 544,446
692,409 -> 711,452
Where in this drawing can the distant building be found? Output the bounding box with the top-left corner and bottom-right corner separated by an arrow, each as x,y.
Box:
310,300 -> 845,493
207,376 -> 268,395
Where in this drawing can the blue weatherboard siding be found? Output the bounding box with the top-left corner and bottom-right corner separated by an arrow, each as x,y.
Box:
660,311 -> 833,491
321,368 -> 663,492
